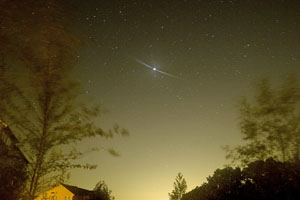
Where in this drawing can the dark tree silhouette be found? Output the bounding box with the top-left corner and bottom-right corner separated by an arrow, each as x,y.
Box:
0,143 -> 28,200
92,180 -> 115,200
181,159 -> 300,200
169,173 -> 188,200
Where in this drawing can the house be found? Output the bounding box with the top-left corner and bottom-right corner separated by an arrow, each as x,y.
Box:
0,119 -> 28,163
35,183 -> 95,200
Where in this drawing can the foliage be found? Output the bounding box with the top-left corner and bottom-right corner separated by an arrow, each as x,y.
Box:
181,158 -> 300,200
0,0 -> 128,199
0,143 -> 28,200
169,173 -> 188,200
226,75 -> 300,165
92,181 -> 115,200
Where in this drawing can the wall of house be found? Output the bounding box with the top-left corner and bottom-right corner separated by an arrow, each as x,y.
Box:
35,185 -> 74,200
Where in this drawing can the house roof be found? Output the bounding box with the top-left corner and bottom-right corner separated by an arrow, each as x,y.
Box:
61,184 -> 94,196
0,120 -> 18,143
0,120 -> 29,163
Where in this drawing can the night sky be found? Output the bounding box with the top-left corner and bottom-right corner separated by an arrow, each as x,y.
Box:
60,1 -> 300,200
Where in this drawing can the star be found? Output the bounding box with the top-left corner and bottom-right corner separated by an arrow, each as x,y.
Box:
135,58 -> 181,79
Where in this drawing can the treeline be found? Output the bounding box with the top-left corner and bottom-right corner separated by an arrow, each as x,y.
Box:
181,158 -> 300,200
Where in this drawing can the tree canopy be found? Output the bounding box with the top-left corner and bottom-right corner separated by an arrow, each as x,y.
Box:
0,0 -> 128,199
226,75 -> 300,165
181,158 -> 300,200
93,180 -> 115,200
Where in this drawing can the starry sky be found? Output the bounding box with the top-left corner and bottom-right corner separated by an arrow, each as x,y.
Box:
60,1 -> 300,200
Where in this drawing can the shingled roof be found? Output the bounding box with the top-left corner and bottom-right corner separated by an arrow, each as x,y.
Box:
61,184 -> 94,196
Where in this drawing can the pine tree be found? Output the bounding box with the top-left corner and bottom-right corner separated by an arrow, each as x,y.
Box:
169,173 -> 187,200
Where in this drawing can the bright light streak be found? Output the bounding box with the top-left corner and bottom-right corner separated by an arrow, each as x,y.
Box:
135,59 -> 180,79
